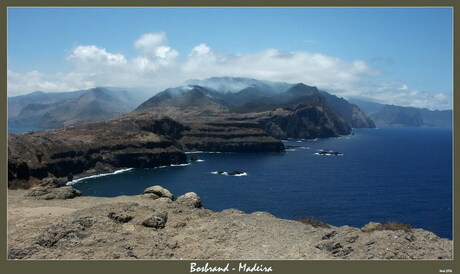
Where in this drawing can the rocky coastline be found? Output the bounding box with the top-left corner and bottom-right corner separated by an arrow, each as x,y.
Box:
8,111 -> 284,189
7,184 -> 452,260
7,109 -> 451,261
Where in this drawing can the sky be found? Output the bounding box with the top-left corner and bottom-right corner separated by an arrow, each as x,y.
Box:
7,7 -> 453,110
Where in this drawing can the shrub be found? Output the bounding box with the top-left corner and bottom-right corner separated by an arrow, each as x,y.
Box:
297,216 -> 331,228
363,222 -> 413,233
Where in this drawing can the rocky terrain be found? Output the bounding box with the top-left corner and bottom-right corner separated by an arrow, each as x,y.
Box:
8,111 -> 284,189
7,184 -> 453,260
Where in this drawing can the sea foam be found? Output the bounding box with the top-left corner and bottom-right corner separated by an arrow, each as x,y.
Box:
211,171 -> 248,176
171,163 -> 191,167
67,168 -> 134,185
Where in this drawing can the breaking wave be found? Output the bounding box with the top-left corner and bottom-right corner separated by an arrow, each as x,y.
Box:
67,168 -> 134,185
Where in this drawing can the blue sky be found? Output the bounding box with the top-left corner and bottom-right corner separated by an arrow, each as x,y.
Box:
7,7 -> 453,110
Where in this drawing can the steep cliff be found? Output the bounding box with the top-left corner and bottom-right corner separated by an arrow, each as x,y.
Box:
350,99 -> 452,127
228,95 -> 352,139
8,111 -> 284,189
179,121 -> 285,153
8,113 -> 187,189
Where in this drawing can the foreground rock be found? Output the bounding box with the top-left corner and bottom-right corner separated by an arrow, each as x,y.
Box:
176,192 -> 202,208
26,178 -> 81,200
143,185 -> 174,200
27,185 -> 81,200
8,187 -> 452,260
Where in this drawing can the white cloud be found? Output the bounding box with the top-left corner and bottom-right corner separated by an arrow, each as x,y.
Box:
343,81 -> 452,110
399,84 -> 409,90
155,46 -> 178,60
189,43 -> 212,57
134,32 -> 167,53
7,69 -> 95,96
133,32 -> 178,61
181,47 -> 379,93
8,32 -> 452,110
68,45 -> 127,67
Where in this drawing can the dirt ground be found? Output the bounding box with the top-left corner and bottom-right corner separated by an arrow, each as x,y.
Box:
7,187 -> 453,260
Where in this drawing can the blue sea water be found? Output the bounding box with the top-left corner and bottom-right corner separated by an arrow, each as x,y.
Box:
72,127 -> 453,239
8,126 -> 47,134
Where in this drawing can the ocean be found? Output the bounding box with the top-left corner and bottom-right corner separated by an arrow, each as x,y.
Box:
71,126 -> 453,239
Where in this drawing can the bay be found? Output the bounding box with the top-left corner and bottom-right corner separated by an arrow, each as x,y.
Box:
72,126 -> 453,239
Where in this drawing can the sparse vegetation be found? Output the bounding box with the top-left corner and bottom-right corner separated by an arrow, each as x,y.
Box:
297,216 -> 331,228
363,222 -> 413,233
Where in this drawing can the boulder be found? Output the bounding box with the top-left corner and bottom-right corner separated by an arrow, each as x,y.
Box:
176,192 -> 202,208
143,193 -> 160,200
141,212 -> 168,229
40,177 -> 68,187
108,211 -> 133,223
143,185 -> 174,200
27,185 -> 81,200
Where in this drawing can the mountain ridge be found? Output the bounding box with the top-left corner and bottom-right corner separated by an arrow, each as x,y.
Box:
136,77 -> 375,139
9,77 -> 377,136
349,99 -> 452,128
8,87 -> 153,132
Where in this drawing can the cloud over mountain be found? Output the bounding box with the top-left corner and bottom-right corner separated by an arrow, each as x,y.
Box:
7,32 -> 452,110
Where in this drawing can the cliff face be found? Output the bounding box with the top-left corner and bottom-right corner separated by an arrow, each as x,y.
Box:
227,96 -> 352,140
8,113 -> 187,189
370,105 -> 424,127
256,100 -> 352,139
179,121 -> 285,153
8,111 -> 284,189
319,92 -> 375,128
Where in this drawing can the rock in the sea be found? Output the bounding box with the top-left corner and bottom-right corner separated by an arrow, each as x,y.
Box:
142,212 -> 168,229
27,185 -> 81,200
143,185 -> 174,200
176,192 -> 202,208
228,171 -> 245,176
190,155 -> 199,162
